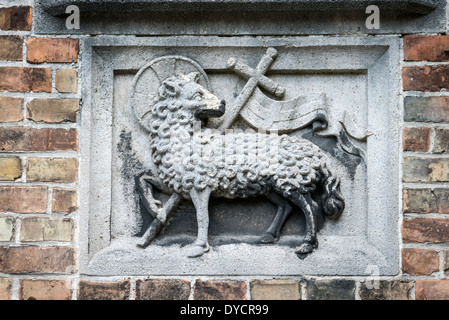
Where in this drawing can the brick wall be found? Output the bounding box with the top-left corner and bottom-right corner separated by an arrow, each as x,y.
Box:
400,35 -> 449,300
0,4 -> 78,300
0,4 -> 448,300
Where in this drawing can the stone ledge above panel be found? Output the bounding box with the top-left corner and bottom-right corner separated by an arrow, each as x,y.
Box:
41,0 -> 441,15
34,0 -> 447,35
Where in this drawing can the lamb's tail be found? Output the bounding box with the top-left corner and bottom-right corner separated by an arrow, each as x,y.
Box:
321,169 -> 345,219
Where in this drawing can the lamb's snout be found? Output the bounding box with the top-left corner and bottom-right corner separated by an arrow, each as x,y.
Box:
195,99 -> 226,119
219,100 -> 226,116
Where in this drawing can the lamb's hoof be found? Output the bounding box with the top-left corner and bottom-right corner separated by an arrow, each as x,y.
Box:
186,243 -> 210,258
295,241 -> 317,259
258,233 -> 276,244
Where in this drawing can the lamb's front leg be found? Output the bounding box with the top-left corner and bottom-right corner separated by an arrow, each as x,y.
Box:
187,187 -> 212,258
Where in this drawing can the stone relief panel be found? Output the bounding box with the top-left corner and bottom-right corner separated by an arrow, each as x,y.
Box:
79,36 -> 400,276
130,52 -> 348,259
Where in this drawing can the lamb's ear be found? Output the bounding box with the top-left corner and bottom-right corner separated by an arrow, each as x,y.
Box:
159,79 -> 178,98
186,72 -> 200,83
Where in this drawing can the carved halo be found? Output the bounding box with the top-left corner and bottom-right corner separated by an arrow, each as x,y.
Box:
129,55 -> 212,132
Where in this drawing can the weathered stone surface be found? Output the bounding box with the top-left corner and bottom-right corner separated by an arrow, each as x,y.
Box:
52,189 -> 77,213
403,188 -> 449,214
0,97 -> 23,122
433,127 -> 449,153
404,35 -> 449,62
0,6 -> 32,31
27,158 -> 78,183
40,0 -> 443,16
0,36 -> 23,61
78,280 -> 130,300
402,248 -> 439,275
306,279 -> 355,300
0,217 -> 14,242
27,98 -> 79,123
415,280 -> 449,300
250,280 -> 301,300
359,280 -> 412,300
20,217 -> 73,242
0,278 -> 12,300
27,38 -> 79,64
80,36 -> 401,277
193,280 -> 247,300
136,279 -> 190,300
403,157 -> 449,182
404,96 -> 449,123
0,186 -> 47,213
35,0 -> 447,35
0,127 -> 78,152
0,246 -> 75,274
55,69 -> 78,93
0,67 -> 52,92
402,127 -> 431,152
402,218 -> 449,243
0,157 -> 22,181
403,66 -> 449,91
20,279 -> 71,300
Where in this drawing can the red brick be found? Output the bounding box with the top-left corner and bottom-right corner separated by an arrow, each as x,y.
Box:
0,278 -> 12,300
403,66 -> 449,91
193,280 -> 247,300
404,36 -> 449,62
0,186 -> 47,213
27,98 -> 79,123
78,280 -> 130,300
403,188 -> 449,214
250,280 -> 301,300
402,218 -> 449,243
306,279 -> 355,300
0,67 -> 52,93
402,127 -> 431,152
401,248 -> 439,275
0,6 -> 32,31
415,280 -> 449,300
0,97 -> 23,122
52,188 -> 77,213
0,127 -> 78,152
404,96 -> 449,123
0,246 -> 75,274
27,158 -> 78,183
20,217 -> 73,242
20,279 -> 71,300
136,279 -> 191,300
55,69 -> 78,93
403,157 -> 449,182
359,280 -> 412,300
0,157 -> 22,181
433,127 -> 449,153
27,38 -> 79,64
0,36 -> 23,61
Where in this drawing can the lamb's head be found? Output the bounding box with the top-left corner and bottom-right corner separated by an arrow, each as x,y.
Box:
156,72 -> 225,121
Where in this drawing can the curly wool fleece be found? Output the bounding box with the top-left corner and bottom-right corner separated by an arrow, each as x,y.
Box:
148,75 -> 332,200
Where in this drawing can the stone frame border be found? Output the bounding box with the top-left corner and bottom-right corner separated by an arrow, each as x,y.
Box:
78,36 -> 401,276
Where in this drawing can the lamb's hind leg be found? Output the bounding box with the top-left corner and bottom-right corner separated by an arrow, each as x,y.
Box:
259,192 -> 292,244
187,187 -> 212,258
288,192 -> 319,256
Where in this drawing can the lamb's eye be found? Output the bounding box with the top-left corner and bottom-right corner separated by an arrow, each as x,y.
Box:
192,92 -> 203,101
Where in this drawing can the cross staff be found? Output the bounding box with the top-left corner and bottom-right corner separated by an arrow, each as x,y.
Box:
219,47 -> 286,130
